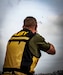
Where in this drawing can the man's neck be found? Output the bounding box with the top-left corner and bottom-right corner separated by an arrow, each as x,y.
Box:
23,27 -> 36,33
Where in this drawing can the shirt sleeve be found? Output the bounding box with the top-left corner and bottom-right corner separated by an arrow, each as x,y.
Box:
30,33 -> 50,52
29,33 -> 50,57
37,35 -> 50,52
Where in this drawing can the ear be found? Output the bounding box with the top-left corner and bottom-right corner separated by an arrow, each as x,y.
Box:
22,25 -> 25,28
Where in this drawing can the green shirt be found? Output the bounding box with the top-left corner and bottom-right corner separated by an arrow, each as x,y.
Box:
29,33 -> 50,58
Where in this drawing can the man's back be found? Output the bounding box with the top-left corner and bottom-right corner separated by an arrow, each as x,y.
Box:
3,29 -> 37,75
2,16 -> 56,75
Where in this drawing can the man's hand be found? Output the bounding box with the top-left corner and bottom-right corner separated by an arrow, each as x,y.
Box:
47,43 -> 56,55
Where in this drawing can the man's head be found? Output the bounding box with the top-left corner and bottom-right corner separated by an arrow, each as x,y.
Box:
23,16 -> 37,33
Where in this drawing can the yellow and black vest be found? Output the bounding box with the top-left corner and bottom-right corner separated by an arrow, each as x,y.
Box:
3,29 -> 39,74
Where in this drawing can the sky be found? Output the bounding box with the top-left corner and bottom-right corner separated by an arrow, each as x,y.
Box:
0,0 -> 63,74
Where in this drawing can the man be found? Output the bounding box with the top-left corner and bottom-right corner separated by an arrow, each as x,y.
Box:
2,16 -> 56,75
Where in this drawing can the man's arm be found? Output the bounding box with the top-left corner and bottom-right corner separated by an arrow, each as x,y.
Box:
36,33 -> 56,55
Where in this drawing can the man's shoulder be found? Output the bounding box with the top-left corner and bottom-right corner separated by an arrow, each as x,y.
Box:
31,33 -> 45,42
35,33 -> 44,39
12,30 -> 22,36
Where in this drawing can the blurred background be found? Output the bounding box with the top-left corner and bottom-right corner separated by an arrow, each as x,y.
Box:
0,0 -> 63,74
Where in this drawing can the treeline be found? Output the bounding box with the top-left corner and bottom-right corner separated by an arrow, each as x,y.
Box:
34,70 -> 63,75
0,70 -> 63,75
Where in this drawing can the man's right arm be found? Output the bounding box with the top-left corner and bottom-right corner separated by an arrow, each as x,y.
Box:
36,33 -> 56,55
